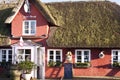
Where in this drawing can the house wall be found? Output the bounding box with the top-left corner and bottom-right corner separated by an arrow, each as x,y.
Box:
45,48 -> 120,79
11,1 -> 49,44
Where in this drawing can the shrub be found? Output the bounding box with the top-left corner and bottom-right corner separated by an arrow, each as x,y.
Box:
17,61 -> 35,74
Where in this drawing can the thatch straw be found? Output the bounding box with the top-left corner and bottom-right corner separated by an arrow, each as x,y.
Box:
46,1 -> 120,48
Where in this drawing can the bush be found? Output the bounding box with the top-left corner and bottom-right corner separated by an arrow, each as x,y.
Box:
75,62 -> 90,68
113,62 -> 120,68
17,61 -> 35,74
48,61 -> 62,67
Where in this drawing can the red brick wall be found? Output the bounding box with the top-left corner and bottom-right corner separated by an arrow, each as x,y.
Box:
45,48 -> 120,78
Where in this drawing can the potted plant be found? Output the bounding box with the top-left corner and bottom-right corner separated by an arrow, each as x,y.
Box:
112,62 -> 120,68
48,61 -> 62,67
17,61 -> 35,80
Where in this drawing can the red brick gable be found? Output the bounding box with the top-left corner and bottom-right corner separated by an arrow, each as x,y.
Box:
11,1 -> 49,38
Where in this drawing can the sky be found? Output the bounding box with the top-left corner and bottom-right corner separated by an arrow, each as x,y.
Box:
41,0 -> 120,5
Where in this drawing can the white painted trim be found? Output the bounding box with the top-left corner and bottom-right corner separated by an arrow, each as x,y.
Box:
22,20 -> 36,35
75,49 -> 91,63
40,47 -> 45,79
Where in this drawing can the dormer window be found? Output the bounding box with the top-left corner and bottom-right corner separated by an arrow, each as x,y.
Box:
23,20 -> 36,35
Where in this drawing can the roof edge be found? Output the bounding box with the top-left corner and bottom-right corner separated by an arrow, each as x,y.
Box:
5,0 -> 24,23
31,0 -> 57,25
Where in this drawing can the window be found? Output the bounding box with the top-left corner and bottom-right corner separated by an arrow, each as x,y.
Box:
75,49 -> 90,63
1,49 -> 12,62
23,20 -> 36,35
47,49 -> 62,62
112,50 -> 120,63
17,49 -> 31,62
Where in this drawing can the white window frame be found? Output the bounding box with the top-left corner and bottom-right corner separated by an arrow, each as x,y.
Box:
47,49 -> 62,62
75,49 -> 91,63
1,49 -> 12,62
111,50 -> 120,64
23,20 -> 36,35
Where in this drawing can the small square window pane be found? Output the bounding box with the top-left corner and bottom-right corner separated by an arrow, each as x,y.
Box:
113,51 -> 118,55
25,22 -> 29,25
113,56 -> 118,60
2,55 -> 6,58
25,26 -> 29,29
31,21 -> 35,26
77,51 -> 81,55
25,30 -> 29,33
25,49 -> 31,55
84,51 -> 89,55
2,50 -> 6,54
50,51 -> 54,55
50,56 -> 53,59
56,56 -> 60,59
77,56 -> 81,59
56,51 -> 60,55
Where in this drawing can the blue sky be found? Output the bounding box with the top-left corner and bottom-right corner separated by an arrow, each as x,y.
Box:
41,0 -> 120,5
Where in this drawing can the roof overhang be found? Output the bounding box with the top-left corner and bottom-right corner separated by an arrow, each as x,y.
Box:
11,40 -> 42,47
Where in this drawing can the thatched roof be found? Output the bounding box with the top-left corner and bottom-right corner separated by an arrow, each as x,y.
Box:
0,4 -> 15,46
46,1 -> 120,48
5,0 -> 56,25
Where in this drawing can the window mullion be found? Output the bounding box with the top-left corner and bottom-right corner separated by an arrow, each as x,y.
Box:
75,51 -> 77,63
6,50 -> 8,62
60,50 -> 62,62
29,21 -> 31,35
48,50 -> 50,62
54,50 -> 56,62
118,51 -> 120,62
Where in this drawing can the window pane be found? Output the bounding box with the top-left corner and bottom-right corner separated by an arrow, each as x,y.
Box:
23,20 -> 36,35
113,51 -> 119,62
8,50 -> 12,62
56,51 -> 60,55
24,21 -> 29,34
113,51 -> 118,56
25,21 -> 29,26
77,51 -> 81,55
18,49 -> 24,54
50,51 -> 54,55
25,49 -> 31,61
84,51 -> 89,62
2,50 -> 6,62
113,56 -> 118,60
77,51 -> 82,62
56,51 -> 61,61
31,21 -> 35,34
84,51 -> 89,55
25,49 -> 31,55
49,51 -> 54,61
2,55 -> 6,58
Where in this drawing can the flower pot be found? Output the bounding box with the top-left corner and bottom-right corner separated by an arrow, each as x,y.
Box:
22,73 -> 32,80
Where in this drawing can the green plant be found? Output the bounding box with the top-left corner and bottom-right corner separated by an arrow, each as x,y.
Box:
75,62 -> 90,68
55,61 -> 62,67
48,61 -> 62,67
17,61 -> 35,74
113,62 -> 120,68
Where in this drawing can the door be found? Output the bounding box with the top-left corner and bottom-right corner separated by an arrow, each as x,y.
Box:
64,63 -> 73,79
37,47 -> 45,79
